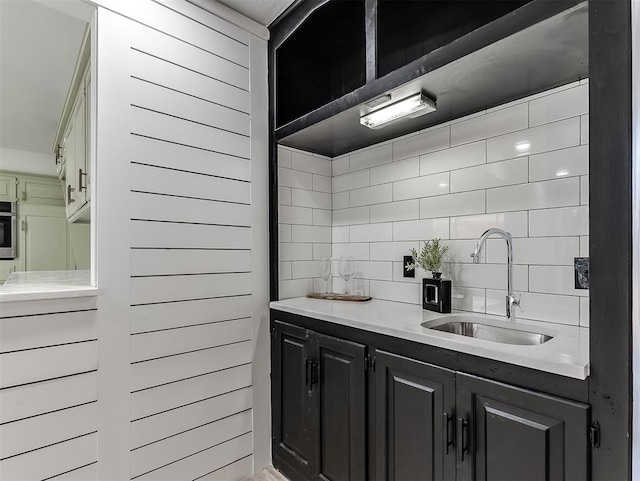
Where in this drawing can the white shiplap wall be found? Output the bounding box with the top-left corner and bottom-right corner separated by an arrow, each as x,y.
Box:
97,2 -> 257,478
279,81 -> 590,330
0,297 -> 98,480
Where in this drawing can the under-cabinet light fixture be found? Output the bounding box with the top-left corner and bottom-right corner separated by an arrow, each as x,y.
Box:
360,92 -> 437,129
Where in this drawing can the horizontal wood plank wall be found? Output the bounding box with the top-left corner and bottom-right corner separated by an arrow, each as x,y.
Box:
0,300 -> 98,480
120,1 -> 254,478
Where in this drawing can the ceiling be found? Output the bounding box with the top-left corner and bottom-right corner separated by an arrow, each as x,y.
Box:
0,0 -> 87,155
215,0 -> 296,26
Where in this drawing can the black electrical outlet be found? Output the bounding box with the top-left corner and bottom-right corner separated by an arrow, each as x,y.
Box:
575,257 -> 589,289
403,256 -> 415,278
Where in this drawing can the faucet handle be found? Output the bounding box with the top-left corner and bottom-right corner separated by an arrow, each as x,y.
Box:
470,253 -> 483,262
513,293 -> 524,313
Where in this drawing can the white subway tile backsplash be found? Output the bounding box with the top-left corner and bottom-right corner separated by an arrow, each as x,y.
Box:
451,287 -> 486,313
291,189 -> 331,210
393,218 -> 450,241
350,144 -> 392,172
529,84 -> 589,127
370,157 -> 420,185
350,223 -> 393,242
351,184 -> 393,207
278,82 -> 590,332
280,243 -> 312,261
279,205 -> 313,225
450,103 -> 528,147
450,211 -> 528,239
393,172 -> 449,201
291,260 -> 321,279
392,126 -> 449,161
370,280 -> 421,304
450,157 -> 528,193
279,167 -> 313,190
580,236 -> 589,256
486,290 -> 579,325
278,147 -> 292,168
447,263 -> 528,291
486,177 -> 580,213
529,206 -> 589,237
420,190 -> 486,219
279,224 -> 292,243
332,156 -> 349,176
333,170 -> 369,193
333,206 -> 370,226
291,150 -> 331,176
313,209 -> 331,226
313,243 -> 332,260
292,225 -> 331,243
278,186 -> 291,205
313,174 -> 332,193
279,278 -> 313,299
529,266 -> 588,297
333,192 -> 350,210
580,115 -> 589,145
332,243 -> 370,260
528,145 -> 588,182
487,118 -> 580,162
580,175 -> 589,205
580,297 -> 590,327
443,239 -> 482,263
279,262 -> 291,280
486,237 -> 579,266
332,226 -> 350,243
420,141 -> 486,176
370,200 -> 419,223
354,261 -> 393,281
370,241 -> 419,261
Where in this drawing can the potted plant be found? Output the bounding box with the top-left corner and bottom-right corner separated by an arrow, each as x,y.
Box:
407,238 -> 449,279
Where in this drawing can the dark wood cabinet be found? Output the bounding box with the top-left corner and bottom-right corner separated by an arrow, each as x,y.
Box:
374,350 -> 456,481
272,320 -> 367,481
456,373 -> 590,481
272,311 -> 592,481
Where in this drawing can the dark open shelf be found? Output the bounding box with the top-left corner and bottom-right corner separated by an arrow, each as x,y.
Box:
275,0 -> 366,127
377,0 -> 532,78
276,0 -> 588,157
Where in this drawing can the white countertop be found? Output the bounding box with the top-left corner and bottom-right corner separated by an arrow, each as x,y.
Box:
0,270 -> 97,302
270,297 -> 589,380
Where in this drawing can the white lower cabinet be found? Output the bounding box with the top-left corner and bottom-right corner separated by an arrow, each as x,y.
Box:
19,205 -> 70,272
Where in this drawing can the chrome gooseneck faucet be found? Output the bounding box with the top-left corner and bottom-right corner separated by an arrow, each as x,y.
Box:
471,228 -> 521,322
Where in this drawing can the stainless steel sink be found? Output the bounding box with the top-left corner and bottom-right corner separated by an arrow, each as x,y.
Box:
421,318 -> 554,345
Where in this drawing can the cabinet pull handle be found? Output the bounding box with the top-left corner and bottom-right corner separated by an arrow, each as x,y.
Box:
67,184 -> 75,204
443,412 -> 454,454
22,191 -> 26,201
21,220 -> 25,232
457,417 -> 469,463
305,358 -> 318,390
78,168 -> 87,192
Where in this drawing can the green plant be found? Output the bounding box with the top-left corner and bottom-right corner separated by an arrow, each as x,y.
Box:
407,238 -> 449,273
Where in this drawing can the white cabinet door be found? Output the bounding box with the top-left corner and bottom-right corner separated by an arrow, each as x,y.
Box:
21,206 -> 68,272
0,174 -> 17,202
74,87 -> 87,209
18,176 -> 64,207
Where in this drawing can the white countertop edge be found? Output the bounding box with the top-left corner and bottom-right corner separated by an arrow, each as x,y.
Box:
0,286 -> 99,303
270,298 -> 589,381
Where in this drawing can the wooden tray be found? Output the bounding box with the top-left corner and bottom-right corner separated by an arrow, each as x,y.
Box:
306,293 -> 372,302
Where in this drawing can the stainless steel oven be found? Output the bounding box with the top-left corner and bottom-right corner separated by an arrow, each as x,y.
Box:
0,201 -> 17,259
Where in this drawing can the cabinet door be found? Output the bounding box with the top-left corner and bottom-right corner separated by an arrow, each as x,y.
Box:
63,114 -> 77,218
74,87 -> 87,209
456,373 -> 589,481
272,320 -> 315,480
18,176 -> 64,206
314,333 -> 366,481
21,206 -> 69,272
0,174 -> 17,202
375,350 -> 456,481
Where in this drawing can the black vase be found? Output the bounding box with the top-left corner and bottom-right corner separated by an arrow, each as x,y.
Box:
423,277 -> 451,313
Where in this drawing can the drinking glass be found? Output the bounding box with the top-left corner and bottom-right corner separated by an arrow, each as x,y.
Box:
338,256 -> 355,295
320,257 -> 332,294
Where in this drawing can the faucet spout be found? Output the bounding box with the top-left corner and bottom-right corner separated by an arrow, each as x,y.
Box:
470,228 -> 520,321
